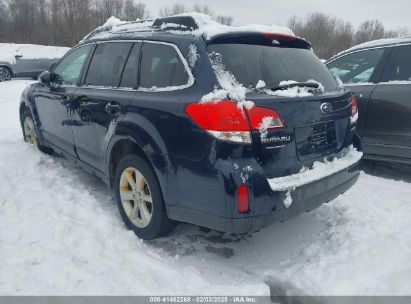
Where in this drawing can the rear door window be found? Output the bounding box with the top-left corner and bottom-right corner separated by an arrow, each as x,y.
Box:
120,43 -> 141,88
139,43 -> 190,89
85,42 -> 133,87
381,45 -> 411,82
327,48 -> 385,84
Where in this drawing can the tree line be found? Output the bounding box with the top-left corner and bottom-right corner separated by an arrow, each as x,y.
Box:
0,0 -> 233,47
0,0 -> 409,59
289,13 -> 409,59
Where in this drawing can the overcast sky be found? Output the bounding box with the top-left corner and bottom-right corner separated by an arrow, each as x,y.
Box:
143,0 -> 410,30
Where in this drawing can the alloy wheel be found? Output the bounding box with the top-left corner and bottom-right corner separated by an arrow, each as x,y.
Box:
23,116 -> 37,145
119,167 -> 153,228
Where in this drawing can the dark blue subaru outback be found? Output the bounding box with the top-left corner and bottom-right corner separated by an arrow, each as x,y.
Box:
19,14 -> 362,240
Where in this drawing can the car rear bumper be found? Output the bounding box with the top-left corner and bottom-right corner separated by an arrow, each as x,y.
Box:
252,160 -> 360,230
167,151 -> 361,233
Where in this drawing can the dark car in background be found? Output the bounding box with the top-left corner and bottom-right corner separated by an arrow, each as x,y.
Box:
0,43 -> 69,81
326,37 -> 411,164
19,15 -> 361,240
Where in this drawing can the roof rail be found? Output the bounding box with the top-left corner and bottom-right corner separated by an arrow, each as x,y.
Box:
82,18 -> 155,41
82,16 -> 199,42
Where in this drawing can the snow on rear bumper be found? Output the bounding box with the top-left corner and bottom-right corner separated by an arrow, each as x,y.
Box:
267,145 -> 363,191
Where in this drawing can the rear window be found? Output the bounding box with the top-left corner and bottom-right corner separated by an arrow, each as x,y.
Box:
207,43 -> 338,92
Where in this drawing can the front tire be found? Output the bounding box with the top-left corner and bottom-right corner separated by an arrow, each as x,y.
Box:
114,154 -> 176,240
22,110 -> 39,146
21,109 -> 53,154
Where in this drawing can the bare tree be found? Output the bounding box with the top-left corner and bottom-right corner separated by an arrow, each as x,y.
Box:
288,13 -> 352,59
98,0 -> 124,19
122,0 -> 148,20
288,13 -> 409,59
60,0 -> 93,46
0,0 -> 10,41
192,3 -> 213,16
2,2 -> 407,53
354,19 -> 385,44
158,2 -> 234,26
216,15 -> 233,26
159,3 -> 187,17
384,26 -> 410,38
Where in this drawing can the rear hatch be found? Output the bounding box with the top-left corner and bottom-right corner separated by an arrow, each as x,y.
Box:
247,91 -> 352,177
207,33 -> 354,178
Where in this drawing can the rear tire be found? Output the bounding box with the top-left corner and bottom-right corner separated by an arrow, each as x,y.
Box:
0,66 -> 12,81
114,154 -> 176,240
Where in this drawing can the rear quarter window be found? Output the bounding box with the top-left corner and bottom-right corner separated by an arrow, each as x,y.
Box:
140,43 -> 190,89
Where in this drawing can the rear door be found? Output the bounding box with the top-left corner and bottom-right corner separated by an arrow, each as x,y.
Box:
71,41 -> 138,172
364,44 -> 411,159
326,47 -> 389,135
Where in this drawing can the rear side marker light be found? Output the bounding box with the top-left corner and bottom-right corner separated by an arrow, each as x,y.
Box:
185,100 -> 284,144
237,185 -> 249,214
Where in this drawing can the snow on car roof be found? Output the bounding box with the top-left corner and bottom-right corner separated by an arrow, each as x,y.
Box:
0,43 -> 70,65
330,36 -> 411,60
81,12 -> 295,43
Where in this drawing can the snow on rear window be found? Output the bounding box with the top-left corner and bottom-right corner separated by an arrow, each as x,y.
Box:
207,43 -> 337,94
201,51 -> 254,109
187,44 -> 199,69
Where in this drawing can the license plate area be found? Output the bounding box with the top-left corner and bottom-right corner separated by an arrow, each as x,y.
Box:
295,121 -> 338,159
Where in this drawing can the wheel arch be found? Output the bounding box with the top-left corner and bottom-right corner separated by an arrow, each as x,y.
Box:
106,134 -> 171,203
19,102 -> 29,125
0,64 -> 14,77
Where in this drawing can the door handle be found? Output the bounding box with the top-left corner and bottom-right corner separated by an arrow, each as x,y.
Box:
79,109 -> 92,123
105,103 -> 122,116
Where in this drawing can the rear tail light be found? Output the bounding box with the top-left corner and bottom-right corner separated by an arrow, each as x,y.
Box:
185,100 -> 284,143
237,185 -> 249,213
247,106 -> 284,131
351,95 -> 359,123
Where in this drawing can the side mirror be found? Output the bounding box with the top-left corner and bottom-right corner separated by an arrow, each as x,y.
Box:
38,71 -> 51,86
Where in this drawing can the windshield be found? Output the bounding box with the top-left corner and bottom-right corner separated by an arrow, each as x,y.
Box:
207,43 -> 338,92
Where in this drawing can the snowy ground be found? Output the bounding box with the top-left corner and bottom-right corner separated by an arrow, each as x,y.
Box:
0,79 -> 410,296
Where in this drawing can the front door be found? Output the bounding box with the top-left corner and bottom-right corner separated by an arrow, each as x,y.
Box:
34,44 -> 93,156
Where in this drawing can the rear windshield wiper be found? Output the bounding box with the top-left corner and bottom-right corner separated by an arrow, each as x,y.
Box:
271,82 -> 320,91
